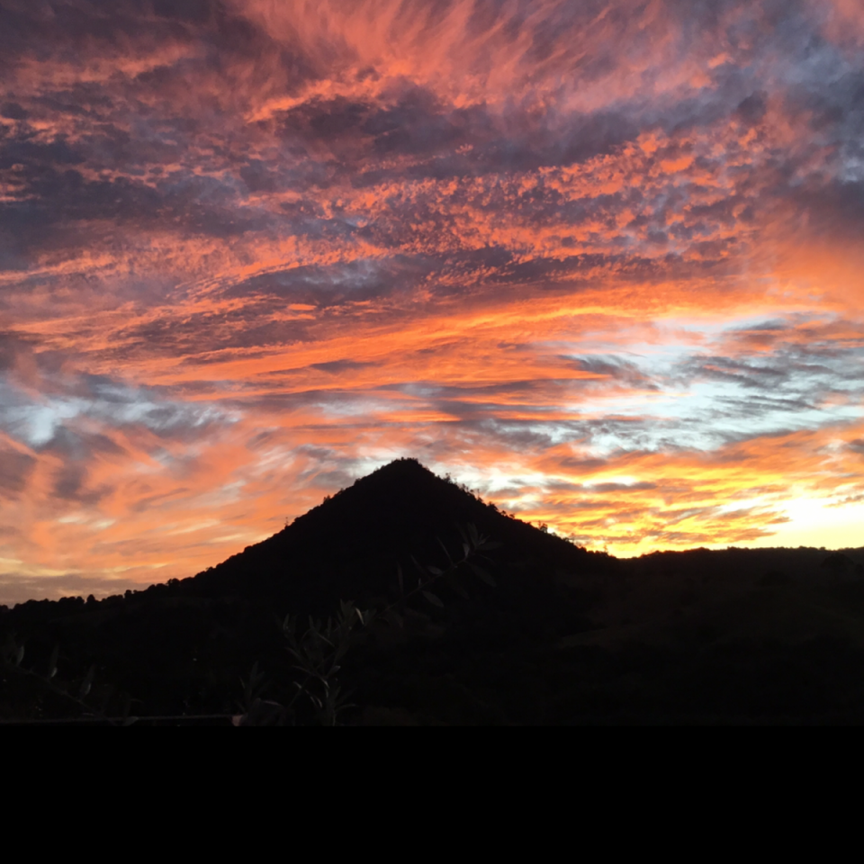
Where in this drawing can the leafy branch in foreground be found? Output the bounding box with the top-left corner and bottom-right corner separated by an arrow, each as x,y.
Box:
1,523 -> 501,726
236,522 -> 502,726
0,636 -> 137,725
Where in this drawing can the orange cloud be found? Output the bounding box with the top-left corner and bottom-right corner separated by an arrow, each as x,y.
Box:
1,0 -> 863,602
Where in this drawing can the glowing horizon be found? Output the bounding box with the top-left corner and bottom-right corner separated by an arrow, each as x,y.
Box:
1,0 -> 863,604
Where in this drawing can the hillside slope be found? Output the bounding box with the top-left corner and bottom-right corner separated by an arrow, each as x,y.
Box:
3,459 -> 864,724
187,457 -> 611,610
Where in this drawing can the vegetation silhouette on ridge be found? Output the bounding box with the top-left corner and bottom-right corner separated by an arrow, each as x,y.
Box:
3,458 -> 864,724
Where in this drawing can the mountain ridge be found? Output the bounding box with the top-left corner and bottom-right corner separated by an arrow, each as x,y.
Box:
184,457 -> 612,611
4,458 -> 864,724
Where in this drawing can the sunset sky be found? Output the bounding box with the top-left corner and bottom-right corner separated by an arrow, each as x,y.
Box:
1,0 -> 863,604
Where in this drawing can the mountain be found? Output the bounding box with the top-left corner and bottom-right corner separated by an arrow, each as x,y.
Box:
187,457 -> 612,611
3,458 -> 864,724
0,459 -> 608,721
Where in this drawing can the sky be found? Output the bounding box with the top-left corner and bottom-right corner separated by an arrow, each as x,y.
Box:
1,0 -> 863,604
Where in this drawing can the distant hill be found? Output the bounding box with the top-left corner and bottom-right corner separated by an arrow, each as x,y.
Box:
3,458 -> 864,724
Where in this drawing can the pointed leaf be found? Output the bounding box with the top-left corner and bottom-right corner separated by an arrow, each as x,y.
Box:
470,562 -> 497,587
436,537 -> 454,566
48,644 -> 59,679
15,645 -> 24,666
422,591 -> 444,608
452,581 -> 470,600
426,565 -> 444,577
79,665 -> 95,699
384,609 -> 404,629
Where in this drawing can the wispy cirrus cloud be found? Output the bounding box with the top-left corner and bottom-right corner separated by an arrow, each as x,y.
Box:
0,0 -> 862,602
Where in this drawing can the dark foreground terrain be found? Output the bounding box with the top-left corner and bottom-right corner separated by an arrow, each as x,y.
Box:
3,459 -> 864,724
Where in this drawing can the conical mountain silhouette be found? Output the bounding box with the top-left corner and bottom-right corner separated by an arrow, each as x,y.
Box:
7,459 -> 864,723
1,459 -> 607,720
190,458 -> 608,612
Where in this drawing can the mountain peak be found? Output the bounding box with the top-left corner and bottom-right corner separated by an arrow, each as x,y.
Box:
189,457 -> 596,611
371,457 -> 431,475
339,457 -> 441,498
344,457 -> 442,491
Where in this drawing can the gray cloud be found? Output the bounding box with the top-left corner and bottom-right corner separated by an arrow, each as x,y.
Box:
0,572 -> 143,608
0,448 -> 35,495
0,0 -> 862,597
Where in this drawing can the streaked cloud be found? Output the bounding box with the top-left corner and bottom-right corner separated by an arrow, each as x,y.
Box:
0,0 -> 862,602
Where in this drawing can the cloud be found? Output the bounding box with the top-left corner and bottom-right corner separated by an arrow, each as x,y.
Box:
0,0 -> 862,597
0,572 -> 142,608
0,448 -> 35,494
